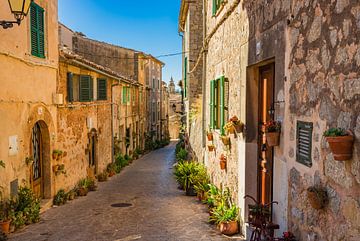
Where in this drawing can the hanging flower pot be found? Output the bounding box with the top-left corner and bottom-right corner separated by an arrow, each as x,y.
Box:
266,132 -> 280,147
324,128 -> 354,161
208,145 -> 215,152
220,154 -> 227,170
219,221 -> 239,235
224,122 -> 236,135
0,220 -> 10,234
307,186 -> 328,210
234,122 -> 244,133
207,132 -> 214,141
221,136 -> 230,145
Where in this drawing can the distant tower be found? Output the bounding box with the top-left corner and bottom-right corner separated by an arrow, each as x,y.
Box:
169,76 -> 176,94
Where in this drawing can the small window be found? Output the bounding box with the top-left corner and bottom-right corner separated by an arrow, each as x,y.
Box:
79,75 -> 93,102
67,73 -> 93,102
97,79 -> 107,100
296,121 -> 313,167
30,2 -> 45,58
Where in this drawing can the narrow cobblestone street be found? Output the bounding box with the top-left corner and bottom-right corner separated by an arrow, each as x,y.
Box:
9,143 -> 232,241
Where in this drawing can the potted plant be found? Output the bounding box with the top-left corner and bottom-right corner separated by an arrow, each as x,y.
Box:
307,186 -> 328,209
0,200 -> 11,234
173,161 -> 198,196
52,150 -> 63,160
97,172 -> 108,182
264,120 -> 281,146
224,122 -> 236,135
67,189 -> 77,201
220,154 -> 227,170
229,116 -> 244,133
323,128 -> 354,161
107,163 -> 116,177
221,136 -> 230,146
53,189 -> 67,206
77,179 -> 89,196
193,165 -> 210,202
207,131 -> 214,141
207,144 -> 215,152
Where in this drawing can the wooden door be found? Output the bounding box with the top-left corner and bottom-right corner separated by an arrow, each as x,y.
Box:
88,131 -> 97,175
258,63 -> 275,205
31,122 -> 43,198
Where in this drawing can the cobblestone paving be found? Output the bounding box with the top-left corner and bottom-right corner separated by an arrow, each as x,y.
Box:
9,143 -> 242,241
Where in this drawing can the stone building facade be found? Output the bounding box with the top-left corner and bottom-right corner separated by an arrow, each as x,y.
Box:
179,0 -> 205,162
0,0 -> 59,200
168,78 -> 183,140
180,0 -> 360,240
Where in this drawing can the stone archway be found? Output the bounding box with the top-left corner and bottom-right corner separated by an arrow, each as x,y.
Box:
88,128 -> 98,176
30,120 -> 51,199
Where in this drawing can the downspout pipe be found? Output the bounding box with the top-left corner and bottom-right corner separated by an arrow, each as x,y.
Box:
202,0 -> 207,148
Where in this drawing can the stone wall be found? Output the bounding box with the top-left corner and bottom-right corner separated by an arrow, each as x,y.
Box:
286,1 -> 360,240
56,60 -> 113,191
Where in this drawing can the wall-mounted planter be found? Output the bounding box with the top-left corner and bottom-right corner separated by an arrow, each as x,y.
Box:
266,132 -> 280,147
220,154 -> 227,170
207,132 -> 214,141
221,136 -> 230,145
307,186 -> 328,209
326,135 -> 354,161
234,123 -> 244,133
208,145 -> 215,152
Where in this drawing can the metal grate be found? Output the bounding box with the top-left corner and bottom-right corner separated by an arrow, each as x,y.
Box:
296,121 -> 313,167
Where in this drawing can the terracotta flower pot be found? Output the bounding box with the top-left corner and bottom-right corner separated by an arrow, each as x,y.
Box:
221,136 -> 230,145
307,188 -> 327,209
326,135 -> 354,161
208,145 -> 215,152
234,123 -> 244,133
52,153 -> 58,160
266,132 -> 280,146
220,160 -> 227,170
207,133 -> 213,141
0,220 -> 11,234
77,187 -> 88,196
219,221 -> 239,235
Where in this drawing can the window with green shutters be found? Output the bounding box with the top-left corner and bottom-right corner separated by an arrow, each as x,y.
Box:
122,86 -> 131,104
184,57 -> 188,98
209,76 -> 228,135
67,72 -> 74,102
30,2 -> 45,58
79,75 -> 93,102
97,78 -> 107,100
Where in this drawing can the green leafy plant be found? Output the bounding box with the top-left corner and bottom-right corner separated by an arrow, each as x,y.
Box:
53,189 -> 67,206
173,161 -> 206,191
323,127 -> 348,137
176,148 -> 188,162
210,203 -> 239,224
97,172 -> 108,182
115,154 -> 129,173
15,187 -> 40,224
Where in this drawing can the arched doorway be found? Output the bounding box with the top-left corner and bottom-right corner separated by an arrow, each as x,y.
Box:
30,121 -> 51,199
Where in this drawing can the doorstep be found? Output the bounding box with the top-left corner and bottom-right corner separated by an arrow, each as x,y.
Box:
40,198 -> 52,214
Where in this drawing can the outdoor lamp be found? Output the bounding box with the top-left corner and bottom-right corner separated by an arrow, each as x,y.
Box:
1,0 -> 33,29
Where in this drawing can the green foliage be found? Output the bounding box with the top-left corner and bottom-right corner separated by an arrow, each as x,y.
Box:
175,140 -> 185,155
53,189 -> 67,206
210,203 -> 239,224
107,163 -> 116,173
115,154 -> 129,173
78,178 -> 91,189
193,165 -> 210,196
52,149 -> 63,155
15,187 -> 40,225
176,148 -> 188,162
97,172 -> 108,182
174,161 -> 208,191
323,127 -> 348,137
206,184 -> 220,207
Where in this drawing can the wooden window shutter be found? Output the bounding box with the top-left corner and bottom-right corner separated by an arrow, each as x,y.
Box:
210,80 -> 215,129
122,87 -> 126,104
79,75 -> 91,102
220,76 -> 225,135
97,79 -> 107,100
67,72 -> 73,102
296,121 -> 313,167
89,77 -> 94,101
30,2 -> 45,58
212,0 -> 217,16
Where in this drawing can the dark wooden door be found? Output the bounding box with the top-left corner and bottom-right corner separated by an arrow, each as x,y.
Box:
258,63 -> 275,205
31,122 -> 43,198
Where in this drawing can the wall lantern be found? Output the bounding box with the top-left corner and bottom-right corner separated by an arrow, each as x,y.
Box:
0,0 -> 33,29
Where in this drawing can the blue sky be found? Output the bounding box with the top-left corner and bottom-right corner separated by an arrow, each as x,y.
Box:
58,0 -> 182,84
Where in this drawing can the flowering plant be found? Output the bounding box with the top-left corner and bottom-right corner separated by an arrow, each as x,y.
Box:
264,120 -> 281,133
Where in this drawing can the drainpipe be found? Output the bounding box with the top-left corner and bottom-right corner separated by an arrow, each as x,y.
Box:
202,0 -> 207,148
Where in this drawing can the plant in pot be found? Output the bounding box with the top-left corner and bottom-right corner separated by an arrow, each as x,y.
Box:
87,178 -> 97,191
97,172 -> 108,182
307,186 -> 328,210
0,200 -> 11,234
224,122 -> 236,135
173,161 -> 198,196
229,116 -> 244,133
221,135 -> 231,146
53,189 -> 67,206
67,189 -> 77,201
323,128 -> 354,161
220,154 -> 227,170
264,120 -> 281,147
52,150 -> 63,160
106,163 -> 117,177
176,148 -> 188,162
192,164 -> 210,201
77,179 -> 89,196
207,130 -> 214,141
207,144 -> 215,152
211,204 -> 239,235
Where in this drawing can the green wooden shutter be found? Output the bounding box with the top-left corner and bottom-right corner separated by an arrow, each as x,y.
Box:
89,77 -> 94,101
67,72 -> 73,102
220,76 -> 225,135
97,79 -> 107,100
212,0 -> 217,16
184,57 -> 187,98
210,80 -> 215,129
30,2 -> 45,58
79,75 -> 91,102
